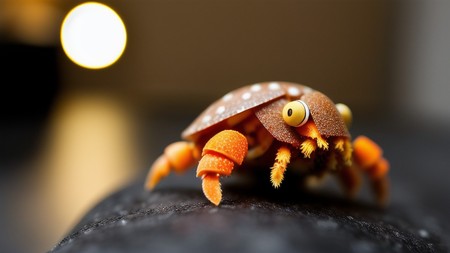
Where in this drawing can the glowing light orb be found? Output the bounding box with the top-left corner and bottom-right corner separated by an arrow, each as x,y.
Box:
61,2 -> 127,69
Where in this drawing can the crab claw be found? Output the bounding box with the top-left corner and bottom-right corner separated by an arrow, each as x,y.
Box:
353,135 -> 390,206
196,130 -> 248,206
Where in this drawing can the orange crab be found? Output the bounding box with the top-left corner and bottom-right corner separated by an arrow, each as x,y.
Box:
145,82 -> 389,206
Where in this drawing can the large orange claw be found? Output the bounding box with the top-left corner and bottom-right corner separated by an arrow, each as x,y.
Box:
352,135 -> 390,206
353,136 -> 382,169
202,130 -> 248,165
197,130 -> 248,205
353,136 -> 389,178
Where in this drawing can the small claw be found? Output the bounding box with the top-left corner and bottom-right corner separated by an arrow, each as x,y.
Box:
270,146 -> 291,188
145,155 -> 171,190
202,174 -> 222,206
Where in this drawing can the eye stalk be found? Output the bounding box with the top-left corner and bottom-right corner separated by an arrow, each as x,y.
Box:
335,103 -> 352,128
282,100 -> 310,127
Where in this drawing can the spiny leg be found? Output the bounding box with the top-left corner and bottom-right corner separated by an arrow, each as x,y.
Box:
334,137 -> 353,166
300,139 -> 316,158
146,142 -> 199,189
297,121 -> 329,158
337,165 -> 362,199
270,146 -> 291,188
196,130 -> 248,205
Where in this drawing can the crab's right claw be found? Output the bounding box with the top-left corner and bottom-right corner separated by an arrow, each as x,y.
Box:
196,130 -> 248,206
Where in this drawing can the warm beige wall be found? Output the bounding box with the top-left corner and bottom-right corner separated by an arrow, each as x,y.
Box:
60,0 -> 392,116
392,0 -> 450,127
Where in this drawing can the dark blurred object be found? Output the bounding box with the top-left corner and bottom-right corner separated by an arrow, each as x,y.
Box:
0,42 -> 59,166
49,179 -> 446,253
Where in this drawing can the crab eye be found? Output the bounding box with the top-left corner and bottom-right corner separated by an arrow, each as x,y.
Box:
282,100 -> 310,127
335,103 -> 352,128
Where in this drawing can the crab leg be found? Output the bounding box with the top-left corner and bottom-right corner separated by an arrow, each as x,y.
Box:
196,130 -> 248,205
297,121 -> 329,158
337,165 -> 362,199
270,146 -> 291,188
352,136 -> 390,206
145,142 -> 200,190
334,137 -> 353,166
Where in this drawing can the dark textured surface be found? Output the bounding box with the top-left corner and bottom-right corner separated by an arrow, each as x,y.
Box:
49,179 -> 446,253
48,119 -> 450,253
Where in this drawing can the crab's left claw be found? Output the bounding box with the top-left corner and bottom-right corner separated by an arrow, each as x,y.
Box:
353,136 -> 390,206
196,130 -> 248,206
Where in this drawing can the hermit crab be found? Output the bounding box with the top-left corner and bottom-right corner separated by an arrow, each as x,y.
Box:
145,82 -> 389,206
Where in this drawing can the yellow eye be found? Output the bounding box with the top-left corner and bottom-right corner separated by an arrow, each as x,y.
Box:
335,103 -> 352,128
282,100 -> 310,127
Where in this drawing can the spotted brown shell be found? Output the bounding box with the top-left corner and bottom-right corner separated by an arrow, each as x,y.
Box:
181,81 -> 349,142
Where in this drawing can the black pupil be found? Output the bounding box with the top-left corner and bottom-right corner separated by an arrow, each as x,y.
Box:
287,108 -> 293,117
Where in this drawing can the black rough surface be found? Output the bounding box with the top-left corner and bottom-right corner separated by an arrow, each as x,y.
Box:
49,179 -> 446,253
48,117 -> 450,253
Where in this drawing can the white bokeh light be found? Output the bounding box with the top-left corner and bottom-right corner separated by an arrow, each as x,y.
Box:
61,2 -> 127,69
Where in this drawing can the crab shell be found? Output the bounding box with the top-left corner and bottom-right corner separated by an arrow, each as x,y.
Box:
182,82 -> 349,147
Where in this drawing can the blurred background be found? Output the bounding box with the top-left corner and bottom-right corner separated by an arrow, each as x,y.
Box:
0,0 -> 449,252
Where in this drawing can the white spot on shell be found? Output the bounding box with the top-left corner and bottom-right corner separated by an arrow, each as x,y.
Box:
222,92 -> 233,101
202,115 -> 212,123
288,86 -> 300,96
269,82 -> 280,90
250,84 -> 262,92
242,92 -> 252,100
215,106 -> 225,114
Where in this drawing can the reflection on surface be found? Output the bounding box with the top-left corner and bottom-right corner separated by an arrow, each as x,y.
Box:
38,93 -> 139,249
